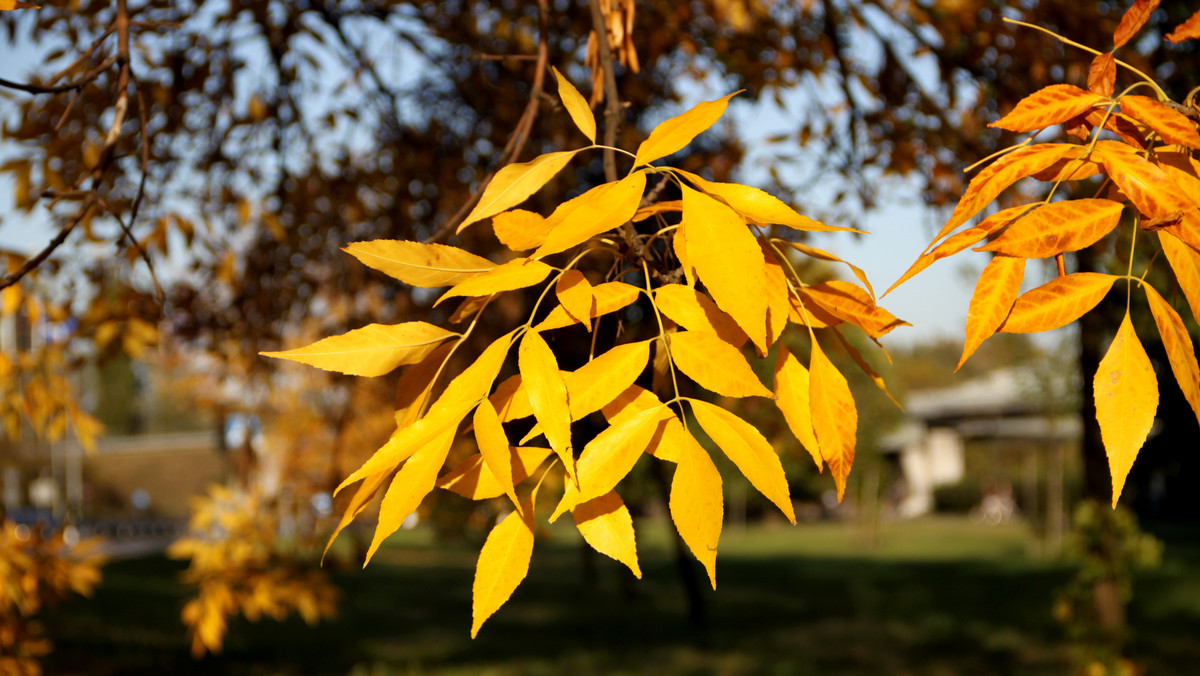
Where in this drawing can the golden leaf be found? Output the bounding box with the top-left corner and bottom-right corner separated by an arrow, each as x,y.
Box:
669,331 -> 773,398
809,339 -> 857,501
681,184 -> 770,353
555,270 -> 596,329
669,430 -> 723,588
572,491 -> 641,578
1119,95 -> 1200,150
999,273 -> 1118,334
600,385 -> 685,462
1158,231 -> 1200,324
990,84 -> 1108,133
1087,52 -> 1116,97
261,322 -> 456,377
437,446 -> 553,501
471,503 -> 534,637
674,226 -> 697,287
773,346 -> 822,470
344,240 -> 494,288
887,205 -> 1034,295
459,150 -> 582,232
0,2 -> 40,9
474,399 -> 517,505
492,210 -> 552,251
777,240 -> 875,298
976,199 -> 1124,258
760,244 -> 792,348
366,426 -> 456,564
1144,284 -> 1200,428
1114,0 -> 1160,48
801,281 -> 908,338
675,169 -> 853,232
633,92 -> 739,167
960,255 -> 1025,369
1094,312 -> 1158,506
633,200 -> 682,222
324,470 -> 390,561
654,284 -> 748,347
337,400 -> 474,494
536,171 -> 646,257
1166,9 -> 1200,43
518,330 -> 573,478
395,344 -> 453,427
535,281 -> 639,331
1095,141 -> 1200,227
552,66 -> 596,142
690,399 -> 794,523
435,258 -> 553,306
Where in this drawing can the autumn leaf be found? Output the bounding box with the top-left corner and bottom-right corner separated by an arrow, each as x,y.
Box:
887,205 -> 1034,295
681,184 -> 770,353
519,330 -> 573,479
600,385 -> 685,462
669,331 -> 773,398
552,67 -> 596,142
492,210 -> 552,251
366,426 -> 456,564
1113,0 -> 1160,49
675,169 -> 853,232
999,273 -> 1118,334
1166,9 -> 1200,42
1094,312 -> 1158,506
0,1 -> 39,9
633,92 -> 739,167
437,330 -> 516,408
1158,231 -> 1200,324
759,244 -> 793,347
535,171 -> 647,256
773,346 -> 822,470
801,280 -> 908,338
808,339 -> 857,501
324,470 -> 390,561
776,240 -> 875,298
535,281 -> 639,331
690,399 -> 794,523
654,284 -> 748,347
471,503 -> 534,637
555,270 -> 596,329
344,240 -> 494,288
261,321 -> 457,377
975,199 -> 1124,258
1088,53 -> 1116,97
1144,284 -> 1200,428
1095,141 -> 1199,227
473,399 -> 518,506
395,344 -> 453,427
572,491 -> 641,578
436,258 -> 553,306
989,84 -> 1107,133
337,400 -> 475,494
1119,95 -> 1200,150
437,446 -> 553,501
458,150 -> 582,232
674,226 -> 697,287
960,255 -> 1025,369
669,429 -> 723,588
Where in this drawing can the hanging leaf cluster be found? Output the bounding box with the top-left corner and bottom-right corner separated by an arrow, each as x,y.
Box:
892,2 -> 1200,507
265,72 -> 901,636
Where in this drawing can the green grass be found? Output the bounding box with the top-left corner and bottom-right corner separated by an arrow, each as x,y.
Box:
40,517 -> 1200,675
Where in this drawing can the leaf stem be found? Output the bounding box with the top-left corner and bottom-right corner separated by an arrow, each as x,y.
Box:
640,259 -> 686,423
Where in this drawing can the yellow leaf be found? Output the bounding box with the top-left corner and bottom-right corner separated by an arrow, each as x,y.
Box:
572,491 -> 641,578
1144,284 -> 1200,428
437,446 -> 553,501
1120,95 -> 1200,150
801,281 -> 908,338
976,199 -> 1124,258
437,329 -> 516,407
366,426 -> 456,564
0,2 -> 40,9
774,346 -> 822,470
777,240 -> 875,297
338,400 -> 474,494
989,84 -> 1107,132
435,258 -> 553,306
535,281 -> 639,331
675,169 -> 853,232
999,273 -> 1118,333
517,340 -> 651,436
654,284 -> 748,347
600,385 -> 684,462
681,184 -> 770,353
323,470 -> 390,562
535,171 -> 646,257
552,66 -> 596,142
669,331 -> 773,398
1159,231 -> 1200,324
1094,312 -> 1158,506
472,503 -> 534,637
633,92 -> 739,167
674,226 -> 697,287
669,429 -> 723,588
550,404 -> 672,521
808,339 -> 857,501
555,270 -> 596,329
344,240 -> 494,287
395,344 -> 453,427
459,150 -> 582,232
960,255 -> 1026,369
492,210 -> 552,251
261,322 -> 457,377
519,330 -> 573,479
633,200 -> 682,222
690,399 -> 794,523
760,243 -> 792,348
474,399 -> 518,505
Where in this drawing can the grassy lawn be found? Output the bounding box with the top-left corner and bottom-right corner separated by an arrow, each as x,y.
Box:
41,516 -> 1200,675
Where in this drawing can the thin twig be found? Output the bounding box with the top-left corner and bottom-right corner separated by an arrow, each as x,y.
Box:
586,0 -> 621,181
0,55 -> 119,95
0,199 -> 97,292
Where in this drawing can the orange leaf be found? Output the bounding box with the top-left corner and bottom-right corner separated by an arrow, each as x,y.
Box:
1114,0 -> 1160,49
1032,154 -> 1104,182
669,430 -> 723,588
471,503 -> 534,637
1094,312 -> 1158,506
1095,141 -> 1199,222
492,210 -> 552,251
887,205 -> 1033,295
773,346 -> 822,470
999,273 -> 1119,333
1144,284 -> 1200,429
535,281 -> 639,331
436,258 -> 553,306
801,280 -> 908,338
366,426 -> 456,564
976,199 -> 1124,258
669,330 -> 773,398
1159,231 -> 1200,325
808,339 -> 857,501
960,255 -> 1025,369
1120,95 -> 1200,150
1088,53 -> 1116,97
654,284 -> 748,347
989,85 -> 1107,133
518,330 -> 573,478
690,399 -> 795,523
1166,9 -> 1200,43
777,240 -> 875,298
572,491 -> 641,578
555,270 -> 595,329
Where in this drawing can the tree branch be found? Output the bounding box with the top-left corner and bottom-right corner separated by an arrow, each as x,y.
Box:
587,0 -> 622,182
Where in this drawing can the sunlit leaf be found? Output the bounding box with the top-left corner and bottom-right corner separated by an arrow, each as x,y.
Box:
261,322 -> 457,377
976,199 -> 1123,258
675,169 -> 853,232
436,258 -> 553,306
669,430 -> 723,588
600,385 -> 685,462
808,339 -> 856,501
324,470 -> 390,561
555,270 -> 595,329
801,281 -> 908,338
492,209 -> 552,251
674,226 -> 697,287
1119,95 -> 1200,150
344,240 -> 494,288
690,399 -> 794,523
474,399 -> 517,505
535,171 -> 646,256
999,273 -> 1118,334
777,240 -> 875,297
960,255 -> 1025,369
654,284 -> 748,347
0,2 -> 40,10
759,244 -> 793,348
572,491 -> 641,578
552,66 -> 596,142
536,281 -> 639,331
366,426 -> 456,564
459,150 -> 582,232
519,330 -> 573,479
337,400 -> 474,494
989,85 -> 1107,133
1144,284 -> 1200,428
773,346 -> 822,470
1114,0 -> 1160,48
1166,9 -> 1200,42
471,503 -> 534,637
1095,141 -> 1200,232
436,329 -> 516,408
437,446 -> 553,501
1159,231 -> 1200,325
1088,52 -> 1116,97
633,92 -> 739,167
1094,312 -> 1158,506
670,331 -> 773,398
